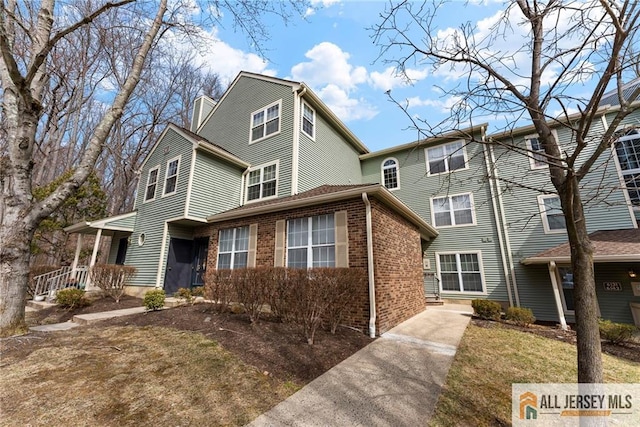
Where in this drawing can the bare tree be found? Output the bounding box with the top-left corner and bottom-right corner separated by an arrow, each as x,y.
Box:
373,0 -> 640,383
0,0 -> 309,336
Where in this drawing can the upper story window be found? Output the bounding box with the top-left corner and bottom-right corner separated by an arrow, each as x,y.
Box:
615,129 -> 640,206
287,214 -> 335,268
163,156 -> 180,196
144,166 -> 159,202
437,252 -> 484,293
538,195 -> 566,233
251,100 -> 281,143
217,226 -> 249,269
381,158 -> 400,190
246,162 -> 278,202
425,141 -> 467,175
526,135 -> 547,169
302,102 -> 315,139
431,193 -> 475,227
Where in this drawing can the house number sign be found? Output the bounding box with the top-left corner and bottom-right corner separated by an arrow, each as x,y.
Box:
603,282 -> 622,291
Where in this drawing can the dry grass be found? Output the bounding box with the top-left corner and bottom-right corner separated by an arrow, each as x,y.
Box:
429,323 -> 640,427
0,326 -> 295,426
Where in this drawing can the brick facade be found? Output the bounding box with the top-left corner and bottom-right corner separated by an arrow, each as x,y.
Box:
194,194 -> 425,334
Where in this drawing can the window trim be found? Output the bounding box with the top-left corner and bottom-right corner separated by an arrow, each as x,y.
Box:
249,99 -> 282,144
538,194 -> 566,234
216,226 -> 249,270
614,129 -> 640,208
425,140 -> 468,176
162,155 -> 181,197
381,157 -> 400,191
143,165 -> 160,203
430,192 -> 476,228
435,251 -> 486,294
525,130 -> 559,170
301,101 -> 316,140
286,214 -> 336,269
244,160 -> 279,204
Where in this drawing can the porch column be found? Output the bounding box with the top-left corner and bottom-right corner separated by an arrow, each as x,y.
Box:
86,229 -> 103,290
548,261 -> 568,330
71,234 -> 83,280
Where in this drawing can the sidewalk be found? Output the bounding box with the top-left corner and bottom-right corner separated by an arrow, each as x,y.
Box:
28,306 -> 147,332
247,304 -> 473,427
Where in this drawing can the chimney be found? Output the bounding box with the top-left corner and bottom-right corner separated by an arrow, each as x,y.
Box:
191,95 -> 217,132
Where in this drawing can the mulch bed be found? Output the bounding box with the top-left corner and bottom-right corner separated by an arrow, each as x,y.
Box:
472,318 -> 640,364
18,297 -> 373,385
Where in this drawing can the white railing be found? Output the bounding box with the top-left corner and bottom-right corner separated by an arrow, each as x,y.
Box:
32,266 -> 89,301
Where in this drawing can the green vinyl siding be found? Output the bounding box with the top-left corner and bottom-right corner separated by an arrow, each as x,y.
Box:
298,111 -> 362,192
594,263 -> 639,325
197,76 -> 294,199
188,151 -> 243,218
103,213 -> 136,229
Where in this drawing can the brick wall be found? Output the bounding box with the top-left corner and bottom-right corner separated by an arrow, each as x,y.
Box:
194,194 -> 425,334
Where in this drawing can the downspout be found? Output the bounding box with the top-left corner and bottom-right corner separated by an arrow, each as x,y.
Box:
240,167 -> 250,206
291,86 -> 307,196
362,192 -> 376,338
482,135 -> 514,307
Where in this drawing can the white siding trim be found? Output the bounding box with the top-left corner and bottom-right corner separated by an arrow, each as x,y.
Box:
184,149 -> 197,217
155,222 -> 169,288
292,89 -> 301,195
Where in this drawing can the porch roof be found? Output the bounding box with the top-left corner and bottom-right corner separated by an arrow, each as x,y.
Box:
64,211 -> 137,236
521,228 -> 640,265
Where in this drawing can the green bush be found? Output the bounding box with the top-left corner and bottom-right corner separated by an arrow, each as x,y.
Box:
174,287 -> 194,304
505,307 -> 536,327
598,319 -> 637,344
191,286 -> 205,297
144,289 -> 165,311
471,299 -> 502,321
55,288 -> 90,310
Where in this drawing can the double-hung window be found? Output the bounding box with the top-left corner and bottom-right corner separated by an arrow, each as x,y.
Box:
615,129 -> 640,206
163,156 -> 180,196
381,158 -> 400,190
437,252 -> 484,293
217,226 -> 249,269
302,102 -> 315,139
426,141 -> 466,175
287,214 -> 335,268
526,135 -> 547,169
538,195 -> 565,233
246,162 -> 277,202
431,193 -> 474,227
251,101 -> 281,143
144,166 -> 159,202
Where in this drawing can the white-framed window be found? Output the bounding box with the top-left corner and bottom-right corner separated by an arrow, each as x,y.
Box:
425,140 -> 467,175
615,129 -> 640,206
525,131 -> 558,170
217,226 -> 249,269
538,195 -> 566,233
436,252 -> 485,293
163,156 -> 180,196
246,161 -> 278,202
250,100 -> 281,143
287,214 -> 335,268
381,158 -> 400,190
144,166 -> 160,202
302,102 -> 315,140
431,193 -> 475,227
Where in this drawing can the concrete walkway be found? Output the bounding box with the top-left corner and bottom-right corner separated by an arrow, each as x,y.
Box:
247,304 -> 473,427
28,306 -> 146,332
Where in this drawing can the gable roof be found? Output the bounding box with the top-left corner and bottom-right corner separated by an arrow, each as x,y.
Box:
522,228 -> 640,264
64,211 -> 137,236
207,184 -> 438,240
196,71 -> 369,155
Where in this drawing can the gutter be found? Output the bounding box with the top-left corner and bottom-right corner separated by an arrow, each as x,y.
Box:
362,192 -> 377,338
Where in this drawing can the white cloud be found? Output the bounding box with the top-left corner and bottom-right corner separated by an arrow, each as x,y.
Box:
370,67 -> 428,91
405,95 -> 461,113
318,84 -> 378,122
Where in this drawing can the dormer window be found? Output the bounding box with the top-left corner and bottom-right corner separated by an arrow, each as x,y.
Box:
251,100 -> 281,143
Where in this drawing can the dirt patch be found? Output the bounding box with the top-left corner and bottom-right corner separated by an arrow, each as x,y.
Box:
472,318 -> 640,364
26,294 -> 143,326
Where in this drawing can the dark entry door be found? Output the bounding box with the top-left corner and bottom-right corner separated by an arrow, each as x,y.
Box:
192,238 -> 209,287
164,238 -> 193,295
115,237 -> 129,265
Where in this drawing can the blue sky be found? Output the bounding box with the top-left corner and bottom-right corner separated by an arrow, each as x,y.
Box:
177,0 -> 604,153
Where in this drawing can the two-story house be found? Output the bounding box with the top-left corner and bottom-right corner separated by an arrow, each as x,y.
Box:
64,72 -> 640,333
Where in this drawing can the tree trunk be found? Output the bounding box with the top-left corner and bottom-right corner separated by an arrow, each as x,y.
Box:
560,176 -> 603,384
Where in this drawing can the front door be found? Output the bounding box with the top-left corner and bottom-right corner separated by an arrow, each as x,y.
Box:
192,238 -> 209,287
164,238 -> 193,295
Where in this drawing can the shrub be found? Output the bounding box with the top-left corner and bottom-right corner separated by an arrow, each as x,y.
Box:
91,264 -> 136,303
266,267 -> 293,321
287,268 -> 332,345
598,319 -> 638,345
55,288 -> 90,310
505,307 -> 536,327
144,289 -> 165,311
234,269 -> 267,323
471,299 -> 502,320
321,268 -> 366,334
174,287 -> 194,305
191,286 -> 205,298
204,269 -> 235,313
